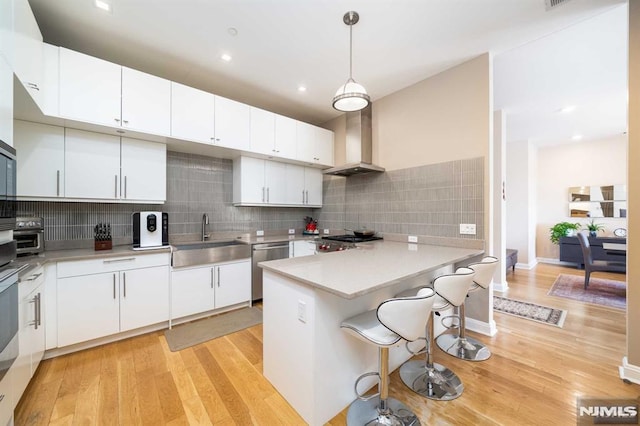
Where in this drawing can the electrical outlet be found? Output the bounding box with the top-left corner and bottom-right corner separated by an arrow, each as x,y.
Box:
408,235 -> 418,243
256,230 -> 264,236
297,300 -> 307,323
323,229 -> 330,234
288,228 -> 295,234
459,224 -> 476,235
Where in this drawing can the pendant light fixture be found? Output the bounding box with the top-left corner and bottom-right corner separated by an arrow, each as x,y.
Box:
332,11 -> 370,112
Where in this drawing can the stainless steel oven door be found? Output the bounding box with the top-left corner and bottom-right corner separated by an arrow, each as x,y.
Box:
0,274 -> 18,382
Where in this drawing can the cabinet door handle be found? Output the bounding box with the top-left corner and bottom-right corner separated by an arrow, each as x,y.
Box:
57,170 -> 60,196
124,176 -> 127,198
114,118 -> 120,123
123,272 -> 126,298
217,268 -> 221,288
306,190 -> 309,204
302,190 -> 305,203
262,187 -> 265,203
123,120 -> 129,124
267,187 -> 269,203
210,268 -> 214,289
115,175 -> 118,198
36,293 -> 41,328
30,295 -> 38,329
104,257 -> 135,263
113,274 -> 116,299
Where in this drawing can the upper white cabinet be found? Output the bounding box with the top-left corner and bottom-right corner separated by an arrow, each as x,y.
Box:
65,129 -> 121,200
233,156 -> 322,207
250,108 -> 297,160
59,48 -> 121,127
40,43 -> 59,117
13,0 -> 43,106
171,82 -> 215,143
59,48 -> 171,136
0,0 -> 13,65
296,122 -> 334,167
14,120 -> 65,197
0,56 -> 12,146
15,122 -> 166,202
121,137 -> 166,201
214,95 -> 250,150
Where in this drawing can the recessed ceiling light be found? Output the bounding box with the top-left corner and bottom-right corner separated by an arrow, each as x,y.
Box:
572,134 -> 583,141
298,86 -> 307,92
221,53 -> 232,62
94,0 -> 111,12
227,27 -> 238,37
558,105 -> 576,113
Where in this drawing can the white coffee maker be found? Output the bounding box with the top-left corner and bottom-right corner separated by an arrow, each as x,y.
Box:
132,212 -> 168,249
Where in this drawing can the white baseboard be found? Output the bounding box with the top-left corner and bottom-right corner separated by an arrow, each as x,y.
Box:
515,259 -> 538,270
619,356 -> 640,384
537,257 -> 577,267
493,281 -> 509,293
466,317 -> 498,337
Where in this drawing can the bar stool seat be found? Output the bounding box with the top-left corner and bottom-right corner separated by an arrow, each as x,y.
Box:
341,288 -> 435,426
395,267 -> 475,401
436,256 -> 498,361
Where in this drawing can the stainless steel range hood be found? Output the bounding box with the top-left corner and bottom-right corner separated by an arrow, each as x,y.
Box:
323,105 -> 385,177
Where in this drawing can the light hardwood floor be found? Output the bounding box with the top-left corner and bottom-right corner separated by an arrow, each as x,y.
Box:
15,263 -> 638,425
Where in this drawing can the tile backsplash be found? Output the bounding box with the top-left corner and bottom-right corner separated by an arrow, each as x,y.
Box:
17,152 -> 483,248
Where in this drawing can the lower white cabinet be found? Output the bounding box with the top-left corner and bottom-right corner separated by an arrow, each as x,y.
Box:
171,259 -> 251,320
0,367 -> 12,426
57,255 -> 170,348
290,240 -> 317,258
14,266 -> 45,408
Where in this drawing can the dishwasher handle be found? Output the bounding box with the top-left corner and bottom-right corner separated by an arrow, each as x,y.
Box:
253,244 -> 290,251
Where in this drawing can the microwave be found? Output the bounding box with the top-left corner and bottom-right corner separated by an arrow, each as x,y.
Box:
0,140 -> 16,232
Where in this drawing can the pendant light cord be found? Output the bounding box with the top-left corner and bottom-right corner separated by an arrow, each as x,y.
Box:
349,19 -> 353,81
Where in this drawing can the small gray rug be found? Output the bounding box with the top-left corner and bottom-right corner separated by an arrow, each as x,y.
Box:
165,307 -> 262,352
493,296 -> 567,328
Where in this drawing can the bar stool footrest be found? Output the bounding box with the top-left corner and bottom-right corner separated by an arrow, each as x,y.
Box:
354,371 -> 381,401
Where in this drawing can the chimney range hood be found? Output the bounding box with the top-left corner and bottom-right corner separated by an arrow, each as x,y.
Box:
323,105 -> 385,177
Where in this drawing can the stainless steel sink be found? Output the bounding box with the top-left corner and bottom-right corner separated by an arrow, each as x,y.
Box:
171,240 -> 251,268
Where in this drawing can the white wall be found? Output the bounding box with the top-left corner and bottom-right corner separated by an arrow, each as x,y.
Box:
535,135 -> 627,260
506,139 -> 537,266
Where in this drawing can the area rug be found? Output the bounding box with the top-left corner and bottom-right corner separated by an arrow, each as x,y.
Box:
165,307 -> 262,352
548,274 -> 626,310
493,296 -> 567,328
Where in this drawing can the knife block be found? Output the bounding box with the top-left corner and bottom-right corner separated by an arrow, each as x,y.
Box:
94,239 -> 112,251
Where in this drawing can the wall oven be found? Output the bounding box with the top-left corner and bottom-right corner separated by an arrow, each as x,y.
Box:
0,140 -> 16,232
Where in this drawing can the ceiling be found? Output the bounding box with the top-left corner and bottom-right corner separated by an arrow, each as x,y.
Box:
28,0 -> 627,145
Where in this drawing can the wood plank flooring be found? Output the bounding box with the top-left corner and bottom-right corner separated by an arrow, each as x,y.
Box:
15,263 -> 638,425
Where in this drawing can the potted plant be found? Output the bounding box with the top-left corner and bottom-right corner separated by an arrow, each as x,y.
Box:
550,222 -> 581,244
584,219 -> 605,237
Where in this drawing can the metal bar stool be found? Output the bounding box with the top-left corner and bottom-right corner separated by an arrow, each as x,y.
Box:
436,256 -> 498,361
340,288 -> 435,426
396,267 -> 475,401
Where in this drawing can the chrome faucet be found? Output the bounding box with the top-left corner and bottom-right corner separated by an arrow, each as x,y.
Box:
202,213 -> 209,241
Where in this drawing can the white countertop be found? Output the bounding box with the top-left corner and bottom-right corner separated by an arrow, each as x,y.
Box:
259,241 -> 483,299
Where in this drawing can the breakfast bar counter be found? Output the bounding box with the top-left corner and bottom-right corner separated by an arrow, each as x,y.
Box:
259,241 -> 483,425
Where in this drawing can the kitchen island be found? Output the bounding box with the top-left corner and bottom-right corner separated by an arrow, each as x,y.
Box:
259,241 -> 483,425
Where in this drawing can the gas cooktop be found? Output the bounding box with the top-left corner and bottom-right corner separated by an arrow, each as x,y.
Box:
322,235 -> 383,243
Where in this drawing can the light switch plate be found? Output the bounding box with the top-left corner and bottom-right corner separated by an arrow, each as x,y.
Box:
323,229 -> 330,234
459,224 -> 476,235
288,229 -> 295,234
408,235 -> 418,243
256,230 -> 264,236
297,300 -> 307,323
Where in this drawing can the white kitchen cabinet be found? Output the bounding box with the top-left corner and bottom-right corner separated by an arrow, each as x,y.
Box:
40,43 -> 59,117
264,160 -> 287,204
214,95 -> 250,150
64,128 -> 121,200
285,164 -> 323,207
14,120 -> 65,197
57,254 -> 170,348
290,240 -> 316,258
296,122 -> 334,167
119,266 -> 170,332
13,0 -> 43,107
250,108 -> 297,161
121,137 -> 166,202
0,0 -> 14,65
0,366 -> 13,426
14,266 -> 45,404
214,260 -> 251,308
57,271 -> 120,347
59,48 -> 121,127
0,56 -> 12,147
59,48 -> 171,136
121,66 -> 171,136
171,259 -> 250,320
171,82 -> 215,143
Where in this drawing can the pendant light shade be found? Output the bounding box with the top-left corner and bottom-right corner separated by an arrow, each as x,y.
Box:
332,11 -> 370,112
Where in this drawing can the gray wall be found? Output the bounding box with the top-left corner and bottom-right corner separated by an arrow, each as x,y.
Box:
318,157 -> 484,241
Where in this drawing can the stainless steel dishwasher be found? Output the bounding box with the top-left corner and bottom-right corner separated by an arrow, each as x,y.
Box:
252,242 -> 290,301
